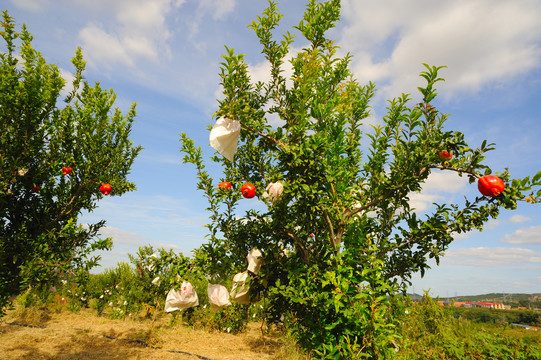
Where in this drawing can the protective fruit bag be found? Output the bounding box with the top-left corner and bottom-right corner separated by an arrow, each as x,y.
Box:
209,116 -> 240,162
247,248 -> 263,274
207,284 -> 232,309
164,281 -> 199,312
230,271 -> 251,304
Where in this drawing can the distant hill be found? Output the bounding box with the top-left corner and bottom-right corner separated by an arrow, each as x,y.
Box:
407,293 -> 423,301
439,293 -> 540,303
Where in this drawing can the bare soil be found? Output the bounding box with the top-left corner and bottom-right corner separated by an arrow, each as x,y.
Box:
0,306 -> 301,360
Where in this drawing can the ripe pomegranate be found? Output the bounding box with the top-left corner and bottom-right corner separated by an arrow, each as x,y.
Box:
477,175 -> 505,197
218,181 -> 232,190
241,182 -> 256,198
100,183 -> 112,195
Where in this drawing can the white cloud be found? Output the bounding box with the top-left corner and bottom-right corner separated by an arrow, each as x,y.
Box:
89,226 -> 146,270
420,171 -> 470,194
77,0 -> 186,68
447,218 -> 500,240
79,24 -> 136,68
408,192 -> 443,212
444,247 -> 541,267
97,226 -> 150,245
409,171 -> 470,211
451,231 -> 475,241
10,0 -> 49,12
484,219 -> 501,231
67,0 -> 237,102
501,225 -> 541,245
509,214 -> 531,224
185,0 -> 236,39
248,60 -> 272,85
58,67 -> 75,99
123,35 -> 159,60
90,227 -> 188,270
155,243 -> 183,251
248,47 -> 298,87
246,48 -> 300,128
206,0 -> 236,20
340,0 -> 541,101
116,1 -> 173,31
80,194 -> 209,243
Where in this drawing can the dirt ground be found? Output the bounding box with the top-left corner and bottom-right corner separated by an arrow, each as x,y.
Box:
0,306 -> 301,360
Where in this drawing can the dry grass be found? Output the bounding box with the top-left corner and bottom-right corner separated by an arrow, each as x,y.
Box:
0,305 -> 306,360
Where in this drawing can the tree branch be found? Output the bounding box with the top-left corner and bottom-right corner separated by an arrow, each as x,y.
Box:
285,230 -> 310,263
241,123 -> 287,150
429,164 -> 480,178
322,210 -> 338,253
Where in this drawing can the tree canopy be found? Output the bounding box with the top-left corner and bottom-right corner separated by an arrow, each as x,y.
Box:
181,0 -> 541,357
0,11 -> 142,314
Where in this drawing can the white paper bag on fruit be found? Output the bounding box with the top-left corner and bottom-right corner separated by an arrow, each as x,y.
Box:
209,116 -> 240,162
207,284 -> 232,309
262,181 -> 284,203
230,271 -> 251,304
247,248 -> 263,274
146,253 -> 158,272
164,281 -> 199,312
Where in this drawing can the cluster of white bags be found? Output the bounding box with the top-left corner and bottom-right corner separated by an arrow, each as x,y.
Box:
163,248 -> 263,312
228,248 -> 263,304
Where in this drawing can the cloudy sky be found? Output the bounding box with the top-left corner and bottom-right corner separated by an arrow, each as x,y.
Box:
4,0 -> 541,297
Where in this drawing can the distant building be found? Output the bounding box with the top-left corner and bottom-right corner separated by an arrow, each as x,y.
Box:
437,301 -> 507,309
476,302 -> 505,309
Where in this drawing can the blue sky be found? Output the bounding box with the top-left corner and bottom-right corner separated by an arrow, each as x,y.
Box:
4,0 -> 541,297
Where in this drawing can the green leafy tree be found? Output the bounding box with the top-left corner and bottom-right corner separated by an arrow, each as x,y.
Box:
0,12 -> 142,314
181,0 -> 540,357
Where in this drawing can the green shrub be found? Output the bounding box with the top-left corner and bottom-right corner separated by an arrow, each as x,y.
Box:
397,294 -> 541,360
